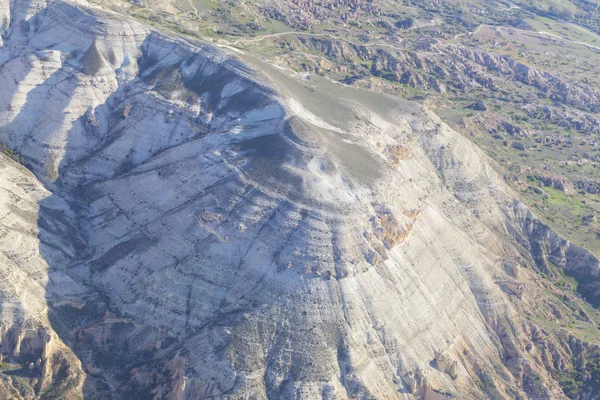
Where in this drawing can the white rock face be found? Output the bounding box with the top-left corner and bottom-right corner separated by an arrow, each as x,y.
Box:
0,1 -> 599,399
0,153 -> 89,397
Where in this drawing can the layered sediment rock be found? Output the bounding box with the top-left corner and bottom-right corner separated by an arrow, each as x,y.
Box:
0,1 -> 599,399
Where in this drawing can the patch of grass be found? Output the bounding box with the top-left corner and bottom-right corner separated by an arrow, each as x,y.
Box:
0,361 -> 19,372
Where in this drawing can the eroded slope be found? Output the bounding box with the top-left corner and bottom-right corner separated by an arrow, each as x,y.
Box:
0,1 -> 599,399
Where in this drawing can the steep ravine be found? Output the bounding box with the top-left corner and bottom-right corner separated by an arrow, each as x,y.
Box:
1,1 -> 600,399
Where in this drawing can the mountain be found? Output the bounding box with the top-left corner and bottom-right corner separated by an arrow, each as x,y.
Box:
1,0 -> 600,399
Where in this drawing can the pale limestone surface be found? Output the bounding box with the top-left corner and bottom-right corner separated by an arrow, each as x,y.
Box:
0,1 -> 599,399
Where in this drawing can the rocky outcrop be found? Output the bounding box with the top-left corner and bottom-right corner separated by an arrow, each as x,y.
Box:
258,0 -> 382,30
509,202 -> 600,306
535,174 -> 577,195
523,103 -> 600,137
449,47 -> 600,113
434,350 -> 458,380
0,1 -> 600,399
576,179 -> 600,195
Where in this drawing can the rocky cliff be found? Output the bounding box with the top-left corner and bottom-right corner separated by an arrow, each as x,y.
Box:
1,1 -> 600,399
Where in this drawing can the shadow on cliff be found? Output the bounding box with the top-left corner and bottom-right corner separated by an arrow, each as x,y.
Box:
25,14 -> 279,396
0,13 -> 184,394
0,3 -> 109,397
32,71 -> 173,400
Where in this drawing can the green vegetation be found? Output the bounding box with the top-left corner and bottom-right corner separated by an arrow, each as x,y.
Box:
0,361 -> 20,372
0,142 -> 25,164
557,353 -> 600,398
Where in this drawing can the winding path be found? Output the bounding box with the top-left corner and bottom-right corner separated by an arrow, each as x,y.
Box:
223,20 -> 600,58
229,31 -> 406,52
